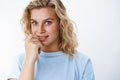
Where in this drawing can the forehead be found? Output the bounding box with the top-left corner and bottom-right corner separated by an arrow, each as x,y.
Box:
30,7 -> 58,21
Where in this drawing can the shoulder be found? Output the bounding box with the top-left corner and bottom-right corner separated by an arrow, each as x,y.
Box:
16,53 -> 25,60
13,53 -> 25,66
74,50 -> 90,64
6,53 -> 25,79
74,50 -> 95,79
74,50 -> 91,73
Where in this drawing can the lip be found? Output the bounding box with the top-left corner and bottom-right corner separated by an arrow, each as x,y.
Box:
38,35 -> 49,42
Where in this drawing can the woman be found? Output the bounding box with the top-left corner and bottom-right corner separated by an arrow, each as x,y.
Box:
8,0 -> 95,80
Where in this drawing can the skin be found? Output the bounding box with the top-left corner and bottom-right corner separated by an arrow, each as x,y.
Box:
9,7 -> 60,80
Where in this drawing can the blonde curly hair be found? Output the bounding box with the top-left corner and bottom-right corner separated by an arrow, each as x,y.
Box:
21,0 -> 78,56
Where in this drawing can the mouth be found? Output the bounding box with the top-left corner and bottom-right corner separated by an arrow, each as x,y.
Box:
38,35 -> 49,42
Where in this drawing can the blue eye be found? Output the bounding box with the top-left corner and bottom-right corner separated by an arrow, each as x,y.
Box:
31,21 -> 38,26
45,21 -> 52,25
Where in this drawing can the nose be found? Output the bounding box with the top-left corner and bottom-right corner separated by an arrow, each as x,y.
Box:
37,24 -> 45,34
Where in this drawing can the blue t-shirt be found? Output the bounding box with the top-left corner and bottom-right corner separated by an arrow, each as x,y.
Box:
7,50 -> 95,80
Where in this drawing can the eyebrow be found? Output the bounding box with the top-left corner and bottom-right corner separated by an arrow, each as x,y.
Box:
30,18 -> 55,22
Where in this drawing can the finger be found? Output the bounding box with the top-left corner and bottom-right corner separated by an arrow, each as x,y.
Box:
28,34 -> 32,39
30,38 -> 43,46
30,38 -> 39,42
35,42 -> 42,47
31,34 -> 39,39
25,34 -> 32,41
31,40 -> 43,47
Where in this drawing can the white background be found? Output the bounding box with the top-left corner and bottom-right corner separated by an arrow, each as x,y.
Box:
0,0 -> 120,80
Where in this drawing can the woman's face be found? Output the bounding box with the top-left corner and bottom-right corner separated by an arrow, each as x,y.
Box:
30,7 -> 60,51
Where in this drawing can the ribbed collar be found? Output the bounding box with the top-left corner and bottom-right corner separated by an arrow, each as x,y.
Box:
39,51 -> 65,57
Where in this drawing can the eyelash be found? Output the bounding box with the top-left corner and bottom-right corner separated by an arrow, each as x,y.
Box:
30,20 -> 52,26
31,21 -> 37,25
45,21 -> 52,25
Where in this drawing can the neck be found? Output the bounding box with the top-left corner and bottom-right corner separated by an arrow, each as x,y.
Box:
41,45 -> 60,53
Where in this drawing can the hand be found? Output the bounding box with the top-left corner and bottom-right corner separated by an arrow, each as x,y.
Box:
25,34 -> 42,64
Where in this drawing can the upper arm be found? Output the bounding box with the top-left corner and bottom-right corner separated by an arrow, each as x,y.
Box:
7,54 -> 24,80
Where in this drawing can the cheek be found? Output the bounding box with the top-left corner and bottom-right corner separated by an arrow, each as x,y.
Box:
31,27 -> 36,34
49,26 -> 59,35
51,28 -> 59,39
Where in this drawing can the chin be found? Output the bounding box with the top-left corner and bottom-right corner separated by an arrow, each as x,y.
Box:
41,42 -> 49,46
